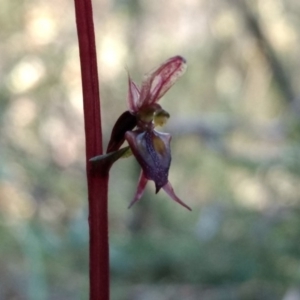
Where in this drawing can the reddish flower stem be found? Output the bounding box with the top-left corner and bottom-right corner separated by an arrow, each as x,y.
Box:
74,0 -> 110,299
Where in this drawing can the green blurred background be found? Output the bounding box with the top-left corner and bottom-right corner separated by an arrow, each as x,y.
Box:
1,0 -> 300,299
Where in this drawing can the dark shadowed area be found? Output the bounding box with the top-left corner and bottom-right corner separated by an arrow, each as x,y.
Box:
1,0 -> 300,299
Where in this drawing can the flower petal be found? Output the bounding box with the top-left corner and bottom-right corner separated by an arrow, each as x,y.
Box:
128,171 -> 148,208
127,73 -> 140,113
139,56 -> 187,108
162,181 -> 192,211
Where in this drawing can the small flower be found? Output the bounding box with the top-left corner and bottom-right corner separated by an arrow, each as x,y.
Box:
91,56 -> 191,210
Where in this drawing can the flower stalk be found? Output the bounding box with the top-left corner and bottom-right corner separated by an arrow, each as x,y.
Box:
74,0 -> 109,299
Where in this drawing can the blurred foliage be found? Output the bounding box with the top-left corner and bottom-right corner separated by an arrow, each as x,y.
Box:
1,0 -> 300,299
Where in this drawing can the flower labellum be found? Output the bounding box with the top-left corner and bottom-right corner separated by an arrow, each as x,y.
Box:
91,56 -> 191,210
125,130 -> 171,193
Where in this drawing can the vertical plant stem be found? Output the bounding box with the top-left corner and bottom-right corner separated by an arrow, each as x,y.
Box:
74,0 -> 110,299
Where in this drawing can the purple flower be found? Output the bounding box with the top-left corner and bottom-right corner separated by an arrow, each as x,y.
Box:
93,56 -> 191,210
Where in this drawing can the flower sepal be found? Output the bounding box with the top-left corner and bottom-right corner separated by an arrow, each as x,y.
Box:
128,171 -> 191,211
107,111 -> 137,153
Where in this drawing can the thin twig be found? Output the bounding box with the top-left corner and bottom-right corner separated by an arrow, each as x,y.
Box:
230,0 -> 296,103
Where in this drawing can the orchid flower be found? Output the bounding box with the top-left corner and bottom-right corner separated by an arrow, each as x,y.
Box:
91,56 -> 191,211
